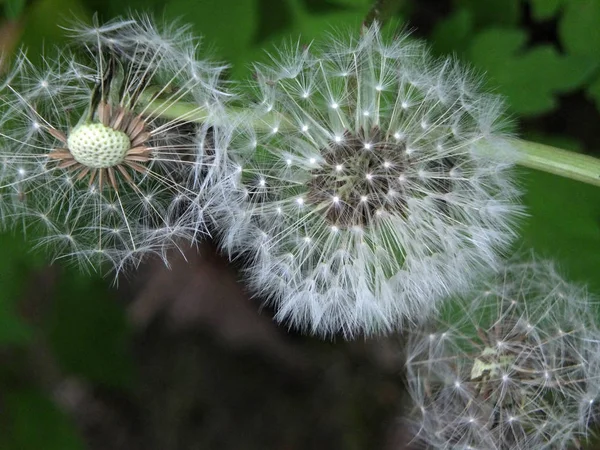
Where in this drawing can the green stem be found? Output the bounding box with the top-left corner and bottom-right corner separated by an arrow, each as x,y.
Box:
142,96 -> 600,188
142,99 -> 287,130
507,138 -> 600,187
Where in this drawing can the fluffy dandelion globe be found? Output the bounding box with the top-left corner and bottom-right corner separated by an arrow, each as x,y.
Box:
404,260 -> 600,450
216,24 -> 522,337
0,16 -> 227,274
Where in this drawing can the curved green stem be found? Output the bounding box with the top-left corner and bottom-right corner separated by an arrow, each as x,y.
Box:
141,95 -> 600,188
141,99 -> 287,130
508,138 -> 600,187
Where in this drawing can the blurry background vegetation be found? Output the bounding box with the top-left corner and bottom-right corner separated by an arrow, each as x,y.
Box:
1,0 -> 600,448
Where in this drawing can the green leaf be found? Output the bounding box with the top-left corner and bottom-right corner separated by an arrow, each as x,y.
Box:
469,29 -> 599,116
559,0 -> 600,58
587,73 -> 600,110
297,10 -> 368,41
0,232 -> 45,346
519,168 -> 600,294
233,5 -> 371,79
324,0 -> 371,7
255,0 -> 296,42
46,272 -> 133,388
165,0 -> 258,69
0,390 -> 85,450
19,0 -> 89,63
430,8 -> 473,55
4,0 -> 25,20
104,0 -> 258,71
468,27 -> 526,70
0,301 -> 31,345
455,0 -> 521,27
529,0 -> 562,21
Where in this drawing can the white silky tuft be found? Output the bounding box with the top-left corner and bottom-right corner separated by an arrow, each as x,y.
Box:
404,259 -> 600,449
213,24 -> 523,337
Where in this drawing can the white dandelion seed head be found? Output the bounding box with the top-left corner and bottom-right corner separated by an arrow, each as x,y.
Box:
405,258 -> 600,449
0,15 -> 227,276
211,23 -> 522,338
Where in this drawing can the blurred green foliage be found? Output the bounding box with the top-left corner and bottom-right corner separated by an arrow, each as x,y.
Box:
1,0 -> 600,447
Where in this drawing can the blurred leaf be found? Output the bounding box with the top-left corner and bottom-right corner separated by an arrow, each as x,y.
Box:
165,0 -> 258,69
0,232 -> 45,346
553,54 -> 600,91
46,272 -> 133,388
0,301 -> 31,345
519,169 -> 600,294
233,2 -> 370,78
529,0 -> 562,21
255,0 -> 295,42
4,0 -> 25,20
468,27 -> 526,69
1,390 -> 85,450
559,0 -> 600,58
523,133 -> 583,154
430,8 -> 473,55
302,0 -> 355,13
469,29 -> 599,116
19,0 -> 88,62
454,0 -> 520,27
297,9 -> 368,41
587,73 -> 600,110
104,0 -> 258,71
325,0 -> 371,7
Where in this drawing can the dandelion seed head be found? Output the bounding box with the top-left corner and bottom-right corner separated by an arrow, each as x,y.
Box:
0,15 -> 227,275
405,259 -> 600,450
213,23 -> 521,337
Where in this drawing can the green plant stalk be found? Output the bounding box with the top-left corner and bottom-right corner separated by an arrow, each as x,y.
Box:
507,138 -> 600,187
142,97 -> 600,188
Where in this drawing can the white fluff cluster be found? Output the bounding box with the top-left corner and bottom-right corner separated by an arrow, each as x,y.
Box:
0,16 -> 227,274
405,260 -> 600,450
215,25 -> 521,337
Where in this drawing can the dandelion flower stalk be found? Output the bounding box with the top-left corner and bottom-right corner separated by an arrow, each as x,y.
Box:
139,91 -> 600,188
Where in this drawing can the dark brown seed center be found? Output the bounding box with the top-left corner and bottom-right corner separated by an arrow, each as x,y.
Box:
307,127 -> 408,228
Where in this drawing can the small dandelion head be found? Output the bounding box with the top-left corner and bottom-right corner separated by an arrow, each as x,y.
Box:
405,258 -> 600,449
216,23 -> 521,337
0,15 -> 227,274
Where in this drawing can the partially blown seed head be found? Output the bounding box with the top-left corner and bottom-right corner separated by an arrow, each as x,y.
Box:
0,16 -> 227,274
215,24 -> 522,337
404,259 -> 600,450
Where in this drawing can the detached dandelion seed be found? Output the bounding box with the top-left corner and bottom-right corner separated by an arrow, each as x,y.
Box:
216,24 -> 522,337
